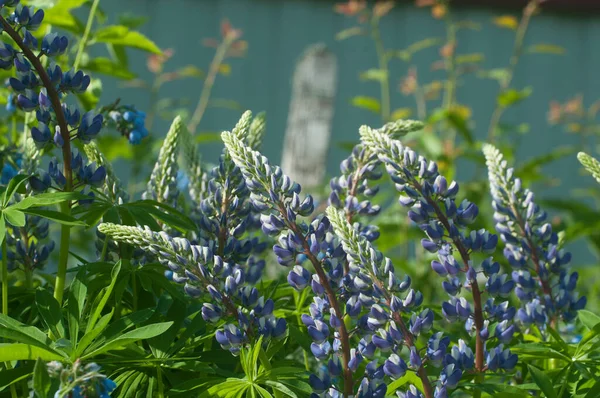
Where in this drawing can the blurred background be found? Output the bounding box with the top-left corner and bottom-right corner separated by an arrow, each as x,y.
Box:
69,0 -> 600,272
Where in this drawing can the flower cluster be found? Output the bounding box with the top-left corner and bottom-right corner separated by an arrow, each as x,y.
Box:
46,360 -> 117,398
105,105 -> 149,145
360,126 -> 519,377
98,222 -> 287,354
222,124 -> 448,397
95,111 -> 280,356
142,116 -> 183,207
186,111 -> 269,266
483,144 -> 586,327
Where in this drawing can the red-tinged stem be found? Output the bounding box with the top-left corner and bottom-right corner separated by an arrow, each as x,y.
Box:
281,205 -> 353,397
413,181 -> 486,373
509,202 -> 557,327
344,197 -> 434,397
0,14 -> 74,305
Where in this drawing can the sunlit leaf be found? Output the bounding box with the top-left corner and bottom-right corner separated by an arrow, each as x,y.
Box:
493,15 -> 518,30
351,96 -> 381,114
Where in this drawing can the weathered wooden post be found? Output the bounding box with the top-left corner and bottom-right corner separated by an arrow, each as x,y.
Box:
281,44 -> 337,192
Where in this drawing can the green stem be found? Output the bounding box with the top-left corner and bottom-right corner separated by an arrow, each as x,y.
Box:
24,268 -> 33,290
487,0 -> 537,143
156,366 -> 164,398
54,202 -> 71,304
473,373 -> 484,398
100,237 -> 109,262
131,269 -> 137,311
73,0 -> 100,70
371,16 -> 390,122
1,240 -> 16,398
2,238 -> 8,315
187,36 -> 234,134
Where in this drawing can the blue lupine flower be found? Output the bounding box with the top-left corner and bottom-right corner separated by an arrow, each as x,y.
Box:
41,32 -> 68,56
484,144 -> 586,326
10,5 -> 44,31
77,111 -> 103,143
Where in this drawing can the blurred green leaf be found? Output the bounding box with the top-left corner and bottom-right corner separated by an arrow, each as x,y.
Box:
359,69 -> 388,82
82,57 -> 136,79
528,365 -> 558,398
94,25 -> 161,54
497,87 -> 532,107
351,96 -> 381,114
456,53 -> 484,64
527,44 -> 566,55
335,27 -> 364,41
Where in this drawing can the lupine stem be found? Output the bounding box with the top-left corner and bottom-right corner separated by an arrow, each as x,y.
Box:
413,180 -> 486,373
0,14 -> 75,305
342,207 -> 435,398
282,206 -> 353,397
54,202 -> 72,304
2,238 -> 8,316
370,15 -> 390,122
73,0 -> 100,70
487,0 -> 537,143
1,239 -> 17,398
187,36 -> 235,133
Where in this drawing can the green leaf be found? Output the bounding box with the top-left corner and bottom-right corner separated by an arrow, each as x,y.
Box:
2,174 -> 29,207
36,289 -> 65,339
0,314 -> 63,356
81,322 -> 174,359
512,344 -> 570,361
21,208 -> 87,227
86,261 -> 121,333
94,25 -> 161,54
124,200 -> 196,232
10,191 -> 86,210
33,358 -> 51,398
359,69 -> 388,82
67,271 -> 87,346
456,53 -> 484,64
81,57 -> 136,79
497,86 -> 533,107
0,364 -> 34,393
395,37 -> 443,61
0,216 -> 5,246
351,96 -> 381,114
579,310 -> 600,330
446,108 -> 474,144
335,27 -> 364,41
0,344 -> 64,362
584,380 -> 600,398
75,311 -> 113,358
3,208 -> 25,227
528,365 -> 558,398
527,44 -> 566,55
387,371 -> 424,392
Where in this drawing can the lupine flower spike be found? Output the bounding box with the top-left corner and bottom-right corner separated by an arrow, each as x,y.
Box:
484,144 -> 585,328
360,125 -> 518,381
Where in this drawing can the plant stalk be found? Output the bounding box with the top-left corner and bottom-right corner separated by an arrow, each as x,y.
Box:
487,0 -> 538,142
0,14 -> 75,306
73,0 -> 100,70
370,16 -> 390,122
187,36 -> 234,134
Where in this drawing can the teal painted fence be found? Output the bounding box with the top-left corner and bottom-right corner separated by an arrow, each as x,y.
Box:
99,0 -> 599,258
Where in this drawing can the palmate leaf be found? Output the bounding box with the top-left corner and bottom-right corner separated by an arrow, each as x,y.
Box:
528,365 -> 558,398
81,321 -> 173,359
0,314 -> 65,357
0,344 -> 65,362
